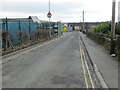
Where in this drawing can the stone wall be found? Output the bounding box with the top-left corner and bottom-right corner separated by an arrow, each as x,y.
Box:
85,32 -> 120,60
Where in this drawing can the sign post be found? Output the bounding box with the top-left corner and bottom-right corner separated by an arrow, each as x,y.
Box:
47,0 -> 52,38
47,11 -> 52,38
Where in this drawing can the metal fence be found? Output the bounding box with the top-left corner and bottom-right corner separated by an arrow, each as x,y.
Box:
0,18 -> 63,52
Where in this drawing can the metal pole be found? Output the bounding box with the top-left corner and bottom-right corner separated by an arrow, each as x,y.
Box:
110,0 -> 116,54
19,20 -> 21,31
48,0 -> 51,38
49,0 -> 50,12
5,17 -> 9,48
29,19 -> 31,40
49,18 -> 51,38
5,17 -> 8,30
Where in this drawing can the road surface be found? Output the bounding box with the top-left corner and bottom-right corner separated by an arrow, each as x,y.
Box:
2,32 -> 100,88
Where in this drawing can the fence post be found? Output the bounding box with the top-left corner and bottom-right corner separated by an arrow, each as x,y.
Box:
19,20 -> 21,31
28,17 -> 31,40
18,20 -> 22,45
5,17 -> 9,48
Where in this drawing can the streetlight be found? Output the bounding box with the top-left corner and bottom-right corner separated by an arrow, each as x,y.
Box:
110,0 -> 116,55
47,0 -> 52,38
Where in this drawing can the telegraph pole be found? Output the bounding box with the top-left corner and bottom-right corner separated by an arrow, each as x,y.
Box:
83,11 -> 84,32
110,0 -> 116,55
80,16 -> 81,31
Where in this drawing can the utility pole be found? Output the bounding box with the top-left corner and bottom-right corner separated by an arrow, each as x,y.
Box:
80,16 -> 81,31
118,1 -> 120,23
110,0 -> 116,55
83,11 -> 84,32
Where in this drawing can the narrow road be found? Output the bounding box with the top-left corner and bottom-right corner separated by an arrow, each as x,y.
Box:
2,32 -> 100,88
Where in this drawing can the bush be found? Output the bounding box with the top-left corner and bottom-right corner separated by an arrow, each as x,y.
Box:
94,21 -> 120,35
94,21 -> 111,34
117,36 -> 120,60
115,24 -> 120,35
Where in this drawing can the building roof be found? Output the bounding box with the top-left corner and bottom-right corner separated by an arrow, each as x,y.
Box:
0,16 -> 42,23
39,20 -> 48,23
29,16 -> 42,23
0,18 -> 32,23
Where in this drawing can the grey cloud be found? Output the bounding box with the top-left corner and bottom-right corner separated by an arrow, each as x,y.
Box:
1,2 -> 48,13
1,2 -> 84,14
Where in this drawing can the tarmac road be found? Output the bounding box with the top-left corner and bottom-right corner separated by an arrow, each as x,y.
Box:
2,32 -> 100,88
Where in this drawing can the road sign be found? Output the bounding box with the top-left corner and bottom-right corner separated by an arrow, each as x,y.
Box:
47,11 -> 52,18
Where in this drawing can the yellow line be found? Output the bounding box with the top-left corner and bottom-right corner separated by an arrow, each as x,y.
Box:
79,36 -> 89,89
1,36 -> 62,64
82,47 -> 95,89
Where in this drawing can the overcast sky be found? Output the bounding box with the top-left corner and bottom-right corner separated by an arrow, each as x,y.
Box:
0,0 -> 120,22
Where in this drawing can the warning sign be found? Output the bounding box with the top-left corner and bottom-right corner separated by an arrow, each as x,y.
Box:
47,11 -> 52,18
